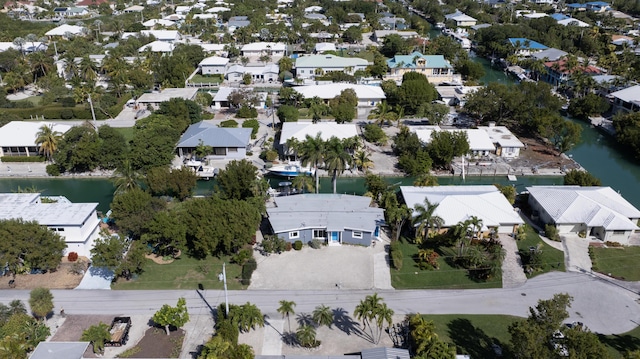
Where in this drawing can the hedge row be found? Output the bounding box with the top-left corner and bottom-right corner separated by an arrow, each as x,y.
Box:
3,106 -> 109,120
1,156 -> 45,162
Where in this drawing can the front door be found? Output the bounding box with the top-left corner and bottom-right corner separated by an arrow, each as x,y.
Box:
330,231 -> 340,245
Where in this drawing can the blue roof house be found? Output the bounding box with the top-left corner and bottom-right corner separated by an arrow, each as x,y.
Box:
386,51 -> 454,84
586,1 -> 610,12
567,3 -> 587,10
550,13 -> 570,21
176,121 -> 251,159
508,38 -> 548,56
267,194 -> 384,246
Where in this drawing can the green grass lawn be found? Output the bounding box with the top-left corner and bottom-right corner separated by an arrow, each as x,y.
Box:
599,325 -> 640,358
190,74 -> 223,84
11,95 -> 42,106
590,246 -> 640,281
390,238 -> 502,289
516,225 -> 565,277
112,255 -> 246,290
425,314 -> 521,358
113,127 -> 135,143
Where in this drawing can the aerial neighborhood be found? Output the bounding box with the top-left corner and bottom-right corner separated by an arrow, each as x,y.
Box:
0,0 -> 640,357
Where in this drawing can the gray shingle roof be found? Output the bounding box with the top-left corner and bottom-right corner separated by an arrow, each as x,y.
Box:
177,121 -> 251,148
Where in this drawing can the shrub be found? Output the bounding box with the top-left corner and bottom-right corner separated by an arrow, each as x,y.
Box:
390,241 -> 403,270
1,156 -> 44,162
215,317 -> 239,345
285,242 -> 293,251
544,224 -> 560,241
309,239 -> 323,249
237,105 -> 258,119
231,248 -> 252,265
277,105 -> 299,122
605,241 -> 623,247
515,225 -> 527,241
220,119 -> 238,128
60,109 -> 74,119
363,124 -> 387,145
293,240 -> 303,250
46,164 -> 61,176
67,252 -> 78,262
60,97 -> 76,107
261,235 -> 287,254
265,150 -> 278,162
578,230 -> 586,238
242,119 -> 260,139
241,258 -> 257,285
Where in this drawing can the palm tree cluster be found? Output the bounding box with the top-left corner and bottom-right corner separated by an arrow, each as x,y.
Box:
448,216 -> 505,281
354,293 -> 394,344
408,314 -> 456,357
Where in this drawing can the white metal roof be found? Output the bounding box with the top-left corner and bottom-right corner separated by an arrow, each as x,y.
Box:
295,54 -> 368,68
478,125 -> 525,148
206,6 -> 231,12
140,30 -> 180,41
412,126 -> 496,152
199,43 -> 226,52
45,24 -> 85,36
0,121 -> 72,147
136,88 -> 198,103
610,85 -> 640,103
315,43 -> 337,52
142,19 -> 176,27
527,186 -> 640,230
294,83 -> 385,101
280,122 -> 358,144
241,42 -> 287,52
400,185 -> 524,229
199,56 -> 229,66
0,193 -> 98,226
557,18 -> 591,27
138,40 -> 174,52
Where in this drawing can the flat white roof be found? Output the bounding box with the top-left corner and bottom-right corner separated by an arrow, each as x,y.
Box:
199,56 -> 229,66
294,83 -> 385,101
241,42 -> 287,52
0,193 -> 98,226
140,30 -> 180,40
478,125 -> 525,148
0,121 -> 72,147
137,88 -> 198,103
45,24 -> 84,36
611,85 -> 640,103
412,126 -> 495,152
280,121 -> 358,144
138,40 -> 174,52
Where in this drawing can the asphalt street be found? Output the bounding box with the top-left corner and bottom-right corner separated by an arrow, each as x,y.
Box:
1,272 -> 638,335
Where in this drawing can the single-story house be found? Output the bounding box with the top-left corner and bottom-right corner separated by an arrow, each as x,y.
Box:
267,194 -> 384,246
199,56 -> 229,75
0,193 -> 101,257
31,342 -> 89,359
240,42 -> 287,57
304,12 -> 328,21
315,42 -> 337,53
138,40 -> 174,53
199,43 -> 226,55
225,63 -> 279,83
136,88 -> 198,109
386,52 -> 454,84
527,186 -> 640,244
206,6 -> 231,13
279,121 -> 358,156
557,18 -> 590,27
508,38 -> 548,57
0,121 -> 72,157
477,123 -> 525,158
411,126 -> 496,157
228,16 -> 250,28
609,85 -> 640,113
566,3 -> 587,10
176,121 -> 251,159
53,6 -> 88,17
140,30 -> 181,42
435,85 -> 481,107
400,185 -> 524,234
531,48 -> 568,62
444,11 -> 477,27
123,5 -> 144,12
295,54 -> 368,79
304,5 -> 323,12
586,1 -> 610,12
212,87 -> 266,109
45,24 -> 85,38
142,19 -> 176,27
293,83 -> 385,107
372,30 -> 419,43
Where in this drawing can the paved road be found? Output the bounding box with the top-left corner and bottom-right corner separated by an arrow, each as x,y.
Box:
1,272 -> 638,335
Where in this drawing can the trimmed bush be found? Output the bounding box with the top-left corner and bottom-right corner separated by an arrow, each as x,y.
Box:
285,242 -> 293,251
242,119 -> 260,139
46,164 -> 60,176
220,119 -> 238,128
544,224 -> 560,241
215,317 -> 239,345
67,252 -> 78,262
60,109 -> 74,119
293,240 -> 303,250
241,258 -> 257,285
1,156 -> 44,162
363,123 -> 387,145
265,150 -> 278,162
390,241 -> 403,270
237,105 -> 258,119
60,97 -> 76,107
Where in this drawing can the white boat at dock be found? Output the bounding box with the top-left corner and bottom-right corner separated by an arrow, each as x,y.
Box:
184,159 -> 217,179
266,162 -> 315,177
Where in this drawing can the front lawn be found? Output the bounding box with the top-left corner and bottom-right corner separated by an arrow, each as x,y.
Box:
425,314 -> 521,358
599,325 -> 640,359
590,246 -> 640,281
516,225 -> 565,277
190,74 -> 223,84
390,238 -> 502,290
112,255 -> 246,290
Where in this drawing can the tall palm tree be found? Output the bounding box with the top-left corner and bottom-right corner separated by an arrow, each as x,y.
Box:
312,304 -> 333,328
35,124 -> 62,162
412,198 -> 444,243
78,55 -> 97,82
374,303 -> 394,344
413,173 -> 438,186
368,101 -> 395,127
467,215 -> 483,239
408,314 -> 438,355
298,134 -> 325,194
292,175 -> 314,193
354,150 -> 373,172
296,324 -> 318,348
324,137 -> 353,194
80,322 -> 110,354
28,51 -> 52,83
111,159 -> 140,195
277,300 -> 296,332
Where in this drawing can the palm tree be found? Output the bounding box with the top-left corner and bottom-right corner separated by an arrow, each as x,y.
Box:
467,215 -> 483,239
413,173 -> 438,186
235,302 -> 265,332
277,300 -> 296,332
298,134 -> 325,194
354,150 -> 373,172
354,293 -> 392,344
35,124 -> 62,162
324,137 -> 353,194
28,51 -> 52,82
8,300 -> 26,315
12,37 -> 25,56
102,54 -> 128,97
368,101 -> 395,127
296,324 -> 318,348
374,303 -> 394,344
312,304 -> 333,328
0,334 -> 29,359
111,159 -> 140,195
412,198 -> 444,243
93,19 -> 103,39
78,55 -> 97,82
292,175 -> 314,193
408,314 -> 438,355
81,322 -> 111,354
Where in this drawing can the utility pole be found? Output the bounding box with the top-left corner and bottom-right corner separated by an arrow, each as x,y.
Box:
88,94 -> 97,130
222,262 -> 229,317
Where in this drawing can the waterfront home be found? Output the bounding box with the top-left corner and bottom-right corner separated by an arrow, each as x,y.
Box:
292,83 -> 385,106
199,56 -> 229,75
279,121 -> 358,157
532,48 -> 568,62
0,193 -> 101,257
176,121 -> 251,159
609,85 -> 640,113
136,88 -> 198,109
295,54 -> 368,80
0,121 -> 72,157
435,85 -> 480,106
508,38 -> 548,57
478,123 -> 525,158
387,52 -> 454,84
400,186 -> 524,235
557,18 -> 590,27
586,1 -> 610,12
315,43 -> 337,53
444,11 -> 478,27
138,40 -> 175,53
540,58 -> 601,87
527,186 -> 640,244
372,30 -> 419,43
267,194 -> 384,246
212,87 -> 266,109
53,6 -> 88,17
411,126 -> 496,157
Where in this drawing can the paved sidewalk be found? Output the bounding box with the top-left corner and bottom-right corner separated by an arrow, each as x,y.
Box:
562,235 -> 593,273
498,234 -> 528,288
262,319 -> 284,355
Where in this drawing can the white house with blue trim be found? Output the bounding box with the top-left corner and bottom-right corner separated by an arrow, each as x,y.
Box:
267,194 -> 384,246
508,38 -> 548,57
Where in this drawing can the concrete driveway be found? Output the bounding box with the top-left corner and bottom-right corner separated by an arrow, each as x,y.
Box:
562,235 -> 593,273
249,243 -> 392,290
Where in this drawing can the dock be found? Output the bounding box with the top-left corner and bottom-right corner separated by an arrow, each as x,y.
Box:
589,116 -> 616,137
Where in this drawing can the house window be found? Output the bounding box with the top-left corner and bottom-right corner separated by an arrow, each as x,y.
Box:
228,148 -> 238,152
57,228 -> 65,232
213,147 -> 226,155
613,230 -> 626,235
352,231 -> 363,239
313,229 -> 326,239
289,231 -> 300,239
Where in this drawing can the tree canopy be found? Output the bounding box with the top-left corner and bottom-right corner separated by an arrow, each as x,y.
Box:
0,219 -> 66,274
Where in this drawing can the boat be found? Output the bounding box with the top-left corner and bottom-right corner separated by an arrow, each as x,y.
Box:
434,22 -> 445,30
266,162 -> 315,177
184,159 -> 217,180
